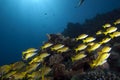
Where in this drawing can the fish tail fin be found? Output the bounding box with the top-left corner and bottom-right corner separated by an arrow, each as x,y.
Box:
27,74 -> 32,78
75,49 -> 78,53
88,49 -> 92,53
29,61 -> 32,64
109,34 -> 114,39
103,32 -> 107,35
114,22 -> 117,25
75,38 -> 78,41
57,50 -> 60,53
103,26 -> 105,28
71,58 -> 74,62
82,40 -> 86,43
42,74 -> 44,80
51,48 -> 53,51
22,51 -> 26,55
99,42 -> 103,45
89,63 -> 95,68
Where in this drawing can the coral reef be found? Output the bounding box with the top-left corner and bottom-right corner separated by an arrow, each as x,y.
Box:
71,69 -> 120,80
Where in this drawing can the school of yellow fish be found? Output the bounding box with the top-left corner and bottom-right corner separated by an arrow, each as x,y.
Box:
0,18 -> 120,80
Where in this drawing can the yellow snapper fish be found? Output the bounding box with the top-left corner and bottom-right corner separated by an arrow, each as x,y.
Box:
95,53 -> 110,67
96,60 -> 107,66
39,53 -> 50,59
102,23 -> 111,28
90,53 -> 110,68
39,65 -> 51,80
83,37 -> 96,43
11,72 -> 27,80
57,47 -> 69,53
87,42 -> 95,46
41,42 -> 53,50
51,44 -> 64,51
29,56 -> 43,64
27,71 -> 41,80
0,65 -> 11,75
89,62 -> 96,68
91,60 -> 107,67
3,71 -> 16,79
40,66 -> 51,76
26,63 -> 41,73
75,34 -> 88,41
109,31 -> 120,38
11,61 -> 25,70
22,48 -> 38,55
23,52 -> 37,60
29,53 -> 50,64
103,26 -> 117,35
114,19 -> 120,25
99,37 -> 111,44
96,30 -> 103,35
101,46 -> 111,53
71,51 -> 87,62
87,43 -> 101,53
75,44 -> 87,52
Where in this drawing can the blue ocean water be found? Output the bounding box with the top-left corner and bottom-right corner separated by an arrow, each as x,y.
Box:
0,0 -> 120,66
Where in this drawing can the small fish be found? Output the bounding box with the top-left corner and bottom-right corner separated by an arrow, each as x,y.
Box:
29,56 -> 43,64
11,61 -> 25,70
95,53 -> 110,67
27,71 -> 41,80
114,19 -> 120,25
76,34 -> 88,41
96,60 -> 107,66
109,31 -> 120,38
12,72 -> 27,80
103,26 -> 117,35
96,30 -> 103,35
26,63 -> 41,73
101,46 -> 111,53
22,48 -> 38,55
98,46 -> 111,55
87,43 -> 101,52
39,65 -> 51,80
90,53 -> 110,68
51,44 -> 64,51
71,51 -> 87,62
3,71 -> 16,79
39,53 -> 50,59
29,53 -> 50,64
75,44 -> 87,52
22,52 -> 37,60
40,66 -> 51,76
102,23 -> 111,28
0,65 -> 11,75
41,42 -> 53,50
83,37 -> 96,43
57,47 -> 69,53
87,42 -> 95,46
99,37 -> 111,44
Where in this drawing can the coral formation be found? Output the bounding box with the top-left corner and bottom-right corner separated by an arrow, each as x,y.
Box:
71,70 -> 120,80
